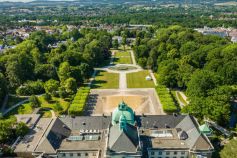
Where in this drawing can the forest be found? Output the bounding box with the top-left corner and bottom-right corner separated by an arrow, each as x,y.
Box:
133,25 -> 237,126
0,28 -> 112,109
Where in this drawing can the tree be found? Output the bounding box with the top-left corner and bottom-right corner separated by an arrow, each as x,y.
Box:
44,79 -> 59,96
29,95 -> 40,108
112,39 -> 119,49
0,73 -> 7,105
186,70 -> 222,98
69,28 -> 82,41
121,34 -> 127,51
16,80 -> 44,96
34,64 -> 57,81
43,93 -> 52,102
58,62 -> 71,82
15,122 -> 29,137
63,77 -> 77,95
220,138 -> 237,158
0,118 -> 15,143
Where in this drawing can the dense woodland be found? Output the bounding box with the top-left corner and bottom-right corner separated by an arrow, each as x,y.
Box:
1,6 -> 237,29
133,25 -> 237,126
0,28 -> 112,108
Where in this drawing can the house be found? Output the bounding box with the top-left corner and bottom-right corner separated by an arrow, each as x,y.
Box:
14,102 -> 214,158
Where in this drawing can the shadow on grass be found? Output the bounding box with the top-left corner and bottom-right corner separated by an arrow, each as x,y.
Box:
91,80 -> 107,89
113,57 -> 119,63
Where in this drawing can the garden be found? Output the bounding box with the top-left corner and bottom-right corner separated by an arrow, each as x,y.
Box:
127,70 -> 155,88
68,87 -> 90,116
155,85 -> 178,113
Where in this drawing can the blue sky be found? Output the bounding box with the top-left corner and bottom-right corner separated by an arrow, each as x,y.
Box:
0,0 -> 34,2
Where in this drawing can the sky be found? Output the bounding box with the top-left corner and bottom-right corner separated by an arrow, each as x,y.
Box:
0,0 -> 34,2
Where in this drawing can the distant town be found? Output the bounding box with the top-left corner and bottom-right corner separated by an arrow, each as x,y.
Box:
0,0 -> 237,158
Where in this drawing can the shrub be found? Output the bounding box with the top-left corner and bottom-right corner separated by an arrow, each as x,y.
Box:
155,85 -> 178,113
68,87 -> 90,116
15,122 -> 29,137
29,95 -> 40,108
43,93 -> 52,102
16,80 -> 44,96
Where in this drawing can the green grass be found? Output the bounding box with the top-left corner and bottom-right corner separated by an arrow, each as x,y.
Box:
92,71 -> 119,89
38,109 -> 52,118
127,70 -> 155,88
5,96 -> 69,117
177,91 -> 188,105
155,86 -> 178,113
9,102 -> 33,115
38,96 -> 70,116
114,51 -> 132,64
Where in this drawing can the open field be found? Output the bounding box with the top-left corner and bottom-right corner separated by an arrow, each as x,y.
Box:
92,70 -> 119,89
84,89 -> 164,116
127,70 -> 155,88
114,51 -> 132,64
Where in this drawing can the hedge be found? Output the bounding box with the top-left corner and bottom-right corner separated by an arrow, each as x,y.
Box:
68,87 -> 90,116
155,86 -> 178,113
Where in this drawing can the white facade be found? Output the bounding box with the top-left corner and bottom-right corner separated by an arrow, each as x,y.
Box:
148,150 -> 188,158
58,151 -> 99,158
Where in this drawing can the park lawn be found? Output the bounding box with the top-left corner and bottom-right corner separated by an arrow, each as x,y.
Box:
16,102 -> 33,114
127,70 -> 155,88
114,51 -> 132,64
92,71 -> 119,89
38,96 -> 70,115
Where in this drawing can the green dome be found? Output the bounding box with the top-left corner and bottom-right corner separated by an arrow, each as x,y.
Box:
119,114 -> 127,131
112,101 -> 135,125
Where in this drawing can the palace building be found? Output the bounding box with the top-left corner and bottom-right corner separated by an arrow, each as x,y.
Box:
14,102 -> 214,158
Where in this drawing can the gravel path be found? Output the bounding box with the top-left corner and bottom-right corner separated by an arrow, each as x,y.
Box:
130,50 -> 137,65
119,73 -> 127,89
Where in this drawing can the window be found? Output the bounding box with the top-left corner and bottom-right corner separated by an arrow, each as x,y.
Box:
173,157 -> 177,158
158,151 -> 162,155
151,151 -> 155,155
166,151 -> 170,155
77,153 -> 81,156
62,153 -> 66,157
85,153 -> 88,156
181,151 -> 186,155
93,153 -> 96,156
180,157 -> 184,158
70,153 -> 73,157
174,151 -> 177,155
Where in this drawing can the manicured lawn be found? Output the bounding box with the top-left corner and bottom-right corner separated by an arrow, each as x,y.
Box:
127,70 -> 155,88
114,51 -> 132,64
92,71 -> 119,89
38,96 -> 70,115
